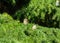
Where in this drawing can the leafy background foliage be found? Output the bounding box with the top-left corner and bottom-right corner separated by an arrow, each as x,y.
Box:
14,0 -> 60,28
0,0 -> 60,43
0,0 -> 60,28
0,13 -> 60,43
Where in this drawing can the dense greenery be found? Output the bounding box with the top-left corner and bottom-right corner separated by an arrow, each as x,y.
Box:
0,0 -> 60,28
0,13 -> 13,23
0,13 -> 60,43
15,0 -> 60,28
0,0 -> 60,43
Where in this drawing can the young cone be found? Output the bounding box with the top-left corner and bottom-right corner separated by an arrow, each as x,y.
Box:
32,25 -> 37,30
56,0 -> 60,6
23,18 -> 28,25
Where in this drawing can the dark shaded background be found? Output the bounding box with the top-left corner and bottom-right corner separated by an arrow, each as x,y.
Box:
0,0 -> 30,14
